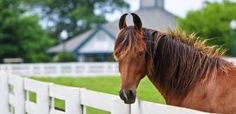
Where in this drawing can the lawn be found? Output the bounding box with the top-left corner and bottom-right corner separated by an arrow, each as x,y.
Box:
32,76 -> 165,114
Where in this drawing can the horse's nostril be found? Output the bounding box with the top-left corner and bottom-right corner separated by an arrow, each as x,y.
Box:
119,90 -> 128,101
119,89 -> 136,104
128,90 -> 134,97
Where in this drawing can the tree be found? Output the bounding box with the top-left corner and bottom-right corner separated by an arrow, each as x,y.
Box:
25,0 -> 129,40
0,0 -> 55,62
179,1 -> 236,55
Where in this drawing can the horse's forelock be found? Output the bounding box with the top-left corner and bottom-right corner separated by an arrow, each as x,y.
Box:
114,27 -> 146,60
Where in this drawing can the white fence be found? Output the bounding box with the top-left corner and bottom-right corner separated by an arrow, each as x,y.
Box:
0,62 -> 119,77
0,57 -> 236,77
0,71 -> 209,114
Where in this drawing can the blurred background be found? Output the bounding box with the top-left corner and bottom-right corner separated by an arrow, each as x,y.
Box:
0,0 -> 236,63
1,1 -> 236,113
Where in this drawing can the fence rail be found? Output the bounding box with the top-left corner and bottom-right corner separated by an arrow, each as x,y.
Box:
0,62 -> 119,77
0,57 -> 236,77
0,71 -> 209,114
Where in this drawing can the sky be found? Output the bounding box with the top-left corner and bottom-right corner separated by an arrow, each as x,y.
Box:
105,0 -> 226,22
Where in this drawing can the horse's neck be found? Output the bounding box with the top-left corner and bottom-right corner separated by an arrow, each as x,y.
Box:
146,73 -> 181,105
146,34 -> 227,105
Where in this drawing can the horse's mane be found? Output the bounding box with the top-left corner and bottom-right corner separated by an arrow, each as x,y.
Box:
152,29 -> 233,96
167,29 -> 226,57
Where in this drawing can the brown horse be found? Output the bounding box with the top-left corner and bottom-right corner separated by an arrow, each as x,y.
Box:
114,13 -> 236,114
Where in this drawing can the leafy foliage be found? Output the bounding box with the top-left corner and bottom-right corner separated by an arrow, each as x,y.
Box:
0,0 -> 55,62
25,0 -> 129,40
0,0 -> 129,62
53,52 -> 76,62
179,1 -> 236,55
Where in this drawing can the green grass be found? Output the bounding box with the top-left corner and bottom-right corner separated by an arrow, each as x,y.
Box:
31,76 -> 165,114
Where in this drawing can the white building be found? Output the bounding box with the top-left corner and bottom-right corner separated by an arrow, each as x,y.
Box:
48,0 -> 177,62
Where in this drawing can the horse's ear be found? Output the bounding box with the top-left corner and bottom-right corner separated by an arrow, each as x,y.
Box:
131,13 -> 142,31
119,13 -> 128,30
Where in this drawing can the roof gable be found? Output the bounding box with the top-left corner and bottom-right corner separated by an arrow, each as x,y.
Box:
47,29 -> 95,53
74,28 -> 115,54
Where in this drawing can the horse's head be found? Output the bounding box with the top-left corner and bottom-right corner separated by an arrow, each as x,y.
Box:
114,13 -> 147,104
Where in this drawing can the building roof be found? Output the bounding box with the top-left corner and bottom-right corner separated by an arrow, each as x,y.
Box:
48,7 -> 177,54
48,29 -> 95,53
103,7 -> 176,36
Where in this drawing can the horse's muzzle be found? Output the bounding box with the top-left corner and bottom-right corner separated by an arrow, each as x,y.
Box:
119,89 -> 136,104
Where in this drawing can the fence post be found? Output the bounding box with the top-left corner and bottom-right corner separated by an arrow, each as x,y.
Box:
0,71 -> 9,114
80,88 -> 87,114
111,99 -> 129,114
24,79 -> 52,114
131,100 -> 140,114
10,74 -> 25,114
65,88 -> 82,114
35,80 -> 50,114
